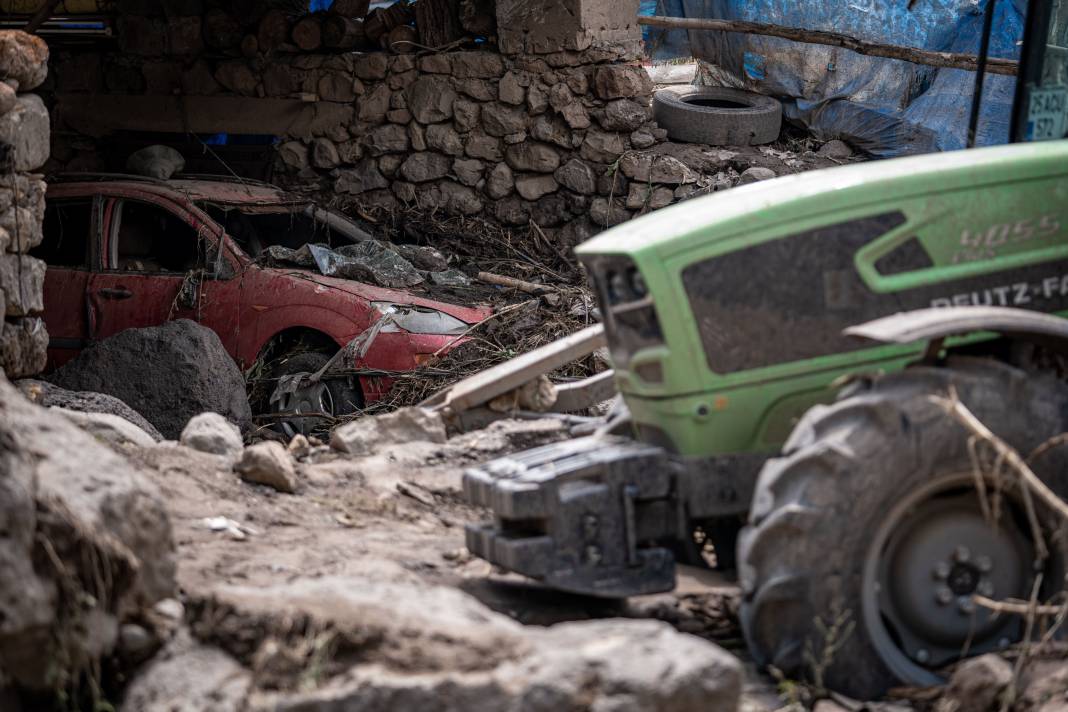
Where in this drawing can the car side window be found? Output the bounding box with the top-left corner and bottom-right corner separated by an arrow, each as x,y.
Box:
113,200 -> 203,273
32,199 -> 93,268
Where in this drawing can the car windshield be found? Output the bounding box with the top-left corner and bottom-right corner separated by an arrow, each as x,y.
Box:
198,203 -> 362,258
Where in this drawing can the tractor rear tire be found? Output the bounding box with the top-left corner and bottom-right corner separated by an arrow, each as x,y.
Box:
738,358 -> 1068,700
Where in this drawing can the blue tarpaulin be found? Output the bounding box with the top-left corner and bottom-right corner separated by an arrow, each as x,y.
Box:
641,0 -> 1025,157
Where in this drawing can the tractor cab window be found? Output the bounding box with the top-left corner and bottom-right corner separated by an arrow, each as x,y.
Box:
1015,0 -> 1068,140
113,200 -> 203,273
32,199 -> 92,268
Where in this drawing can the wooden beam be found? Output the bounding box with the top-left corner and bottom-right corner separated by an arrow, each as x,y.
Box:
24,0 -> 64,35
638,15 -> 1019,76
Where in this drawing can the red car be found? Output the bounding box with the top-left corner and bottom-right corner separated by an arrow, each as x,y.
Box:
34,174 -> 490,431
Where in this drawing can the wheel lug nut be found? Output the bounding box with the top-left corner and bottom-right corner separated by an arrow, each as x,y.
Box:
933,562 -> 950,580
936,586 -> 953,605
976,555 -> 992,572
958,596 -> 976,615
954,546 -> 971,563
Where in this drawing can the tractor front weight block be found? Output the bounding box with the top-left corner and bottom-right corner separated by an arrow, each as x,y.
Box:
463,436 -> 684,598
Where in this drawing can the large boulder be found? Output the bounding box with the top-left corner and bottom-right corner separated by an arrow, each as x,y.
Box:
0,373 -> 176,694
47,319 -> 253,439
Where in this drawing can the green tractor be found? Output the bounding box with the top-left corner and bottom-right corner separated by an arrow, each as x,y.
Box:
464,0 -> 1068,700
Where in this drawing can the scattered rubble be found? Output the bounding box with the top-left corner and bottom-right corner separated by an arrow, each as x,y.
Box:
235,441 -> 299,493
181,412 -> 244,460
331,406 -> 447,455
53,406 -> 159,449
47,319 -> 253,440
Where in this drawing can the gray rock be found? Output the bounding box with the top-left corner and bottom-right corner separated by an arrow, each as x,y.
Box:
180,412 -> 243,459
526,82 -> 549,114
0,94 -> 48,171
482,102 -> 529,137
626,183 -> 675,210
417,54 -> 451,74
600,99 -> 648,132
451,52 -> 505,79
515,174 -> 559,201
505,141 -> 560,173
47,319 -> 252,440
126,144 -> 185,179
594,64 -> 653,99
54,407 -> 159,449
334,159 -> 389,194
367,123 -> 410,155
465,133 -> 503,161
738,166 -> 777,184
554,158 -> 596,195
386,108 -> 412,124
121,629 -> 251,712
426,124 -> 465,157
331,407 -> 446,456
548,82 -> 573,112
276,141 -> 308,170
356,83 -> 391,123
630,128 -> 656,149
580,128 -> 627,163
945,654 -> 1014,712
498,71 -> 525,105
409,122 -> 427,151
486,162 -> 515,199
819,139 -> 853,159
590,197 -> 631,227
235,441 -> 298,493
452,158 -> 485,187
309,138 -> 339,169
494,197 -> 532,226
456,78 -> 495,101
14,379 -> 163,439
118,623 -> 158,662
353,53 -> 388,80
0,316 -> 46,378
619,152 -> 697,184
453,100 -> 481,132
561,102 -> 591,129
399,152 -> 452,183
530,114 -> 573,149
0,253 -> 44,316
406,76 -> 456,124
425,180 -> 484,216
0,32 -> 48,91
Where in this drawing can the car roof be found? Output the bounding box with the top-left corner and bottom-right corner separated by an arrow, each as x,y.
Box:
48,173 -> 307,206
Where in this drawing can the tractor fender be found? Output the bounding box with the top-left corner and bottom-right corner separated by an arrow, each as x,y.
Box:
844,306 -> 1068,346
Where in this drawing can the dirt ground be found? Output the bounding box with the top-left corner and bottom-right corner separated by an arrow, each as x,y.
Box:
120,417 -> 785,709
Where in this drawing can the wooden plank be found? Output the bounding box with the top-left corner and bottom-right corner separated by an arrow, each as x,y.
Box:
424,324 -> 607,414
638,15 -> 1019,76
553,369 -> 617,413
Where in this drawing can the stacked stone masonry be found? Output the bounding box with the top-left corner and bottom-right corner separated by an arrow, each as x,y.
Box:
0,31 -> 49,379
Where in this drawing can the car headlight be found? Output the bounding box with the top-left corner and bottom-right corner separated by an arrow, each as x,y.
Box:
372,302 -> 470,335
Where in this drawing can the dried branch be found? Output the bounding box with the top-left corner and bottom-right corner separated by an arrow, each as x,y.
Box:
639,15 -> 1019,76
929,392 -> 1068,521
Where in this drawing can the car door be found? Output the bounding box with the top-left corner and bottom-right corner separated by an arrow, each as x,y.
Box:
88,193 -> 242,354
31,195 -> 99,370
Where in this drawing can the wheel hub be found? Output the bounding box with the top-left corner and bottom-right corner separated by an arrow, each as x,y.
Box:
275,376 -> 335,437
865,487 -> 1035,681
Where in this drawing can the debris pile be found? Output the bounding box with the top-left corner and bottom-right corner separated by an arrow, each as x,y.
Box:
0,31 -> 49,378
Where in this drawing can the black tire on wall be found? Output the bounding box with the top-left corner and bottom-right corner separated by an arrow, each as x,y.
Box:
738,358 -> 1068,700
653,87 -> 782,145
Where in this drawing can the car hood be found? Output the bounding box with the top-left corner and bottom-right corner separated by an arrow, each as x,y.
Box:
271,267 -> 493,324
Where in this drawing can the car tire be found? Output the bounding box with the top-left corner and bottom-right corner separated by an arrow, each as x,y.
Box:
738,358 -> 1068,699
653,86 -> 782,146
268,351 -> 364,437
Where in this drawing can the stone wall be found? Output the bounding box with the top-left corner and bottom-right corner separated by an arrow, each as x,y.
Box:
44,0 -> 748,249
0,31 -> 49,379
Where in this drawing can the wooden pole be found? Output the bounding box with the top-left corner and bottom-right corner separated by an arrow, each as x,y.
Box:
24,0 -> 64,35
638,15 -> 1019,76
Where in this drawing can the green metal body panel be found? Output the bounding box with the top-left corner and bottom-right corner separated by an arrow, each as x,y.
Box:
576,141 -> 1068,458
